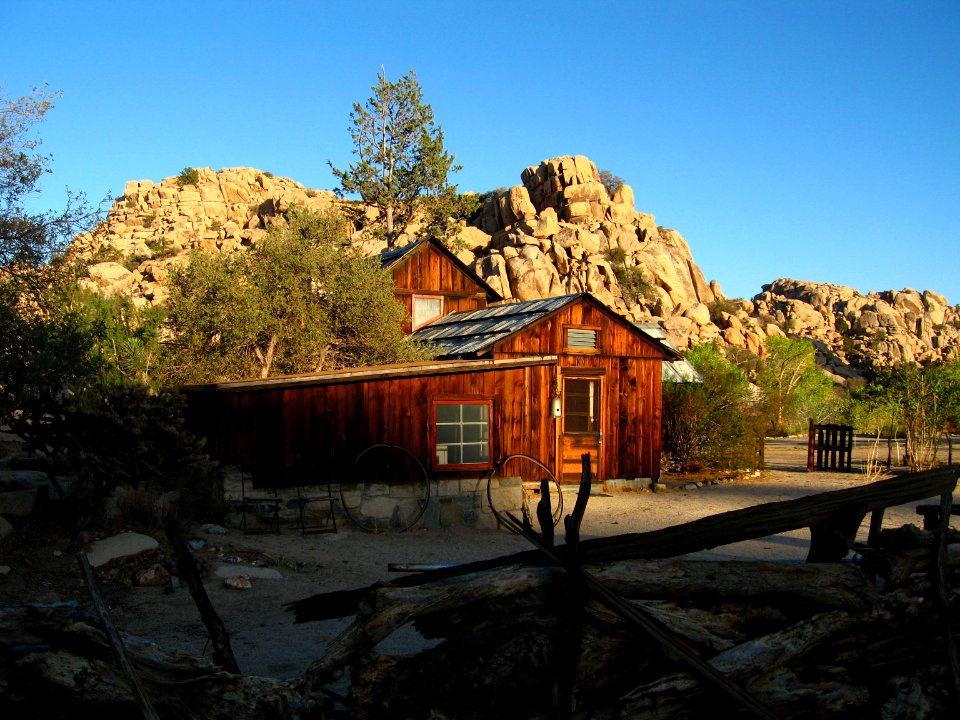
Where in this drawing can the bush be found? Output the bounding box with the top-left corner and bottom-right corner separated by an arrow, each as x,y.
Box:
708,298 -> 738,324
602,248 -> 652,305
598,169 -> 624,198
177,167 -> 200,188
662,344 -> 760,472
56,384 -> 224,529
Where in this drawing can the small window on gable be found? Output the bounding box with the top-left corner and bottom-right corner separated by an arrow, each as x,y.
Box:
413,295 -> 444,329
566,327 -> 598,351
434,400 -> 492,469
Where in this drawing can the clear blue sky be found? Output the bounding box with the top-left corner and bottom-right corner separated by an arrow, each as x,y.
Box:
4,1 -> 958,303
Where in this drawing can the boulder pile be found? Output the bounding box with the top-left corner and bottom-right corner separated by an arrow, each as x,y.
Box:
66,157 -> 959,377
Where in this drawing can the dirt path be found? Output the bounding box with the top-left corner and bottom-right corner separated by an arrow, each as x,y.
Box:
101,434 -> 954,681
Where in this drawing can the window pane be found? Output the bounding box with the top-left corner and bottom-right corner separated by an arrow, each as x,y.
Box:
462,443 -> 489,464
462,423 -> 484,442
437,425 -> 461,444
436,404 -> 460,423
413,297 -> 443,328
433,401 -> 491,467
462,404 -> 488,422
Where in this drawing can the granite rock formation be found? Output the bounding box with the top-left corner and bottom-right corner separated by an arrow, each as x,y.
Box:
67,158 -> 959,379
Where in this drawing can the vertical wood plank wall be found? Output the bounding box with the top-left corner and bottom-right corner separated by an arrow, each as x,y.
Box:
183,297 -> 669,485
389,243 -> 491,332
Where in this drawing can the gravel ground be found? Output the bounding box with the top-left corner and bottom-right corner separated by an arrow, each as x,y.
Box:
2,434 -> 952,682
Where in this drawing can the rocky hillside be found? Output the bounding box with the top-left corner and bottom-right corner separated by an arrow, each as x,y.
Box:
69,158 -> 959,380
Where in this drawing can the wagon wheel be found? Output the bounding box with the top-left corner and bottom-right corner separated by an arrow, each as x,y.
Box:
486,454 -> 563,535
341,444 -> 430,533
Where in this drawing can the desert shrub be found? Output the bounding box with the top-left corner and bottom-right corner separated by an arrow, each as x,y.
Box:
56,384 -> 223,529
662,344 -> 761,472
598,168 -> 624,198
177,166 -> 200,187
602,248 -> 652,305
146,236 -> 176,259
708,297 -> 738,324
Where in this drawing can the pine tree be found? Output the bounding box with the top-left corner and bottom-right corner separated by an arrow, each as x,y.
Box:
329,69 -> 460,247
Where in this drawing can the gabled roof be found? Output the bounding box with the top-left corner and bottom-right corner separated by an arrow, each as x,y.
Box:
377,237 -> 502,302
635,321 -> 702,382
413,293 -> 682,360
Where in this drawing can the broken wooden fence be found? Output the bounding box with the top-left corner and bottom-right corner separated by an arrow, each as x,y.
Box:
288,458 -> 959,719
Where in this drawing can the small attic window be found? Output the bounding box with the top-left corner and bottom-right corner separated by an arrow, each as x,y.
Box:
566,327 -> 598,351
413,295 -> 444,330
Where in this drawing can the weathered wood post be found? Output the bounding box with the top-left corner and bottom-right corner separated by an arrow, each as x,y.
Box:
807,418 -> 816,472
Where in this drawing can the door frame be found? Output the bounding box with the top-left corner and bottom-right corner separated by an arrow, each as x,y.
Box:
557,370 -> 604,484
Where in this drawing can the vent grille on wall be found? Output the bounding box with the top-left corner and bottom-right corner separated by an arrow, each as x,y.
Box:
567,328 -> 597,350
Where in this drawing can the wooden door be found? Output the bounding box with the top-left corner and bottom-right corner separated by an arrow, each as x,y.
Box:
560,377 -> 602,484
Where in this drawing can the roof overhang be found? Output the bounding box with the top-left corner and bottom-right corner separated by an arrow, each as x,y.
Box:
178,355 -> 558,393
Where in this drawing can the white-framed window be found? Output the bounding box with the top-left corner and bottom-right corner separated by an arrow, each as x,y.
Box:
412,295 -> 444,330
434,400 -> 492,468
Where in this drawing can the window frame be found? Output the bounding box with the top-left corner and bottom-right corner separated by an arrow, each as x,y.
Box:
431,398 -> 494,471
412,294 -> 445,330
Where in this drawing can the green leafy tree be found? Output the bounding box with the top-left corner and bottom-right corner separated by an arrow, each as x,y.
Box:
1,86 -> 99,293
329,69 -> 461,247
662,344 -> 760,471
756,335 -> 838,435
161,207 -> 434,384
856,360 -> 960,470
0,86 -> 219,531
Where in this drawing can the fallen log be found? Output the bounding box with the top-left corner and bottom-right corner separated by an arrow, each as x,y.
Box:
287,466 -> 959,623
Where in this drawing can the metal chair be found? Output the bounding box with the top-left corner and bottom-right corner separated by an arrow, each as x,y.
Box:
293,468 -> 339,535
239,464 -> 282,535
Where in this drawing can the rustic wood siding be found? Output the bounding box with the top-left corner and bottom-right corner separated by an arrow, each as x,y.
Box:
183,296 -> 668,487
184,363 -> 557,485
488,299 -> 665,481
390,243 -> 490,332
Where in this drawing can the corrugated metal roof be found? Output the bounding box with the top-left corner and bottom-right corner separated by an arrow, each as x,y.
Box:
662,359 -> 703,383
634,321 -> 699,382
378,240 -> 422,270
413,294 -> 580,357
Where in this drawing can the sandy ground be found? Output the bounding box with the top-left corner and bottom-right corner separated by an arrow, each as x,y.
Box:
90,434 -> 955,683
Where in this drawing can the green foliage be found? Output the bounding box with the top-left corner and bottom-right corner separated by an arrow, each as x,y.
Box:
329,69 -> 461,247
69,289 -> 165,387
868,328 -> 887,350
757,336 -> 839,435
177,166 -> 200,187
1,86 -> 98,292
602,248 -> 651,305
849,360 -> 960,469
160,207 -> 435,384
707,298 -> 738,325
0,282 -> 100,456
146,235 -> 176,259
56,384 -> 222,528
598,168 -> 624,198
662,344 -> 760,472
423,190 -> 483,244
0,281 -> 218,528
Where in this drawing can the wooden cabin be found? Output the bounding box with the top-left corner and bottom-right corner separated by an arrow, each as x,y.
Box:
379,237 -> 501,333
182,293 -> 679,490
412,293 -> 680,483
